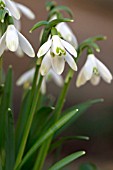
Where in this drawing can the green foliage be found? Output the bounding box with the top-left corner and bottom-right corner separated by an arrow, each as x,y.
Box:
49,151 -> 86,170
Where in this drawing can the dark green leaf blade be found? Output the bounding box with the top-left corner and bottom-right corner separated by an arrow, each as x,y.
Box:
0,66 -> 13,150
49,136 -> 89,153
49,151 -> 86,170
5,108 -> 15,170
17,108 -> 79,169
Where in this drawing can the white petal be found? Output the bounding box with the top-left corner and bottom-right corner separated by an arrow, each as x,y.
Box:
40,51 -> 51,76
51,56 -> 65,75
37,39 -> 52,58
6,25 -> 19,52
18,31 -> 35,57
65,52 -> 77,71
0,32 -> 6,56
56,22 -> 78,49
96,58 -> 113,83
76,68 -> 88,87
76,56 -> 94,87
61,39 -> 77,58
41,79 -> 46,94
51,35 -> 65,56
16,68 -> 35,86
15,3 -> 35,20
90,75 -> 100,86
4,0 -> 20,20
49,69 -> 64,87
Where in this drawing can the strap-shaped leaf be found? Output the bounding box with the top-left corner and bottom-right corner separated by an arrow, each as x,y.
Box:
17,109 -> 78,169
15,89 -> 31,156
5,108 -> 15,170
49,136 -> 89,153
48,6 -> 74,19
30,21 -> 49,32
48,151 -> 85,170
0,66 -> 13,150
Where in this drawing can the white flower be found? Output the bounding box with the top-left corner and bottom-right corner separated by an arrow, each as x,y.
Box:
2,0 -> 35,20
76,54 -> 113,87
56,22 -> 78,49
0,24 -> 35,57
37,35 -> 77,75
16,68 -> 64,94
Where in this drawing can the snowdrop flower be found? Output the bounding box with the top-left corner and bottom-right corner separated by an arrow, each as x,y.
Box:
76,54 -> 112,87
2,0 -> 35,20
0,24 -> 35,57
37,35 -> 77,75
16,68 -> 64,94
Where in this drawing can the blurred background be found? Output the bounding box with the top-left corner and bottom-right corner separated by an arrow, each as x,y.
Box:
4,0 -> 113,169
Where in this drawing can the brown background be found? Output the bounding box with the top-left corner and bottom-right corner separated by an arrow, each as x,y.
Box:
3,0 -> 113,169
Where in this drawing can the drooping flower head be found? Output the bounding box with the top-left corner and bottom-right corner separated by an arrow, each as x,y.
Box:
0,24 -> 35,57
37,31 -> 78,76
76,54 -> 112,87
1,0 -> 35,20
16,68 -> 64,94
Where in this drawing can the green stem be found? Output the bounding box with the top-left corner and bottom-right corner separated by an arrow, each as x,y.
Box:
14,62 -> 43,170
33,69 -> 74,170
0,56 -> 3,84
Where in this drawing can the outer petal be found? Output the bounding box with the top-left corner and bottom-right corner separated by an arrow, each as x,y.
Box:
0,32 -> 6,56
4,0 -> 20,20
90,75 -> 100,86
76,68 -> 87,87
37,39 -> 52,58
40,51 -> 51,76
16,68 -> 35,86
61,39 -> 77,58
56,22 -> 78,49
51,56 -> 65,75
49,69 -> 64,87
15,3 -> 35,20
17,31 -> 35,57
96,58 -> 112,83
65,52 -> 77,71
76,56 -> 94,87
41,79 -> 46,94
6,25 -> 19,52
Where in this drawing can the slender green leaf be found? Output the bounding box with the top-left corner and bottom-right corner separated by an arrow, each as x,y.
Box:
0,66 -> 13,150
5,108 -> 15,170
0,160 -> 2,170
79,163 -> 98,170
48,6 -> 74,19
49,151 -> 86,170
17,109 -> 78,169
28,106 -> 54,147
49,136 -> 89,153
30,21 -> 48,32
15,89 -> 31,155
